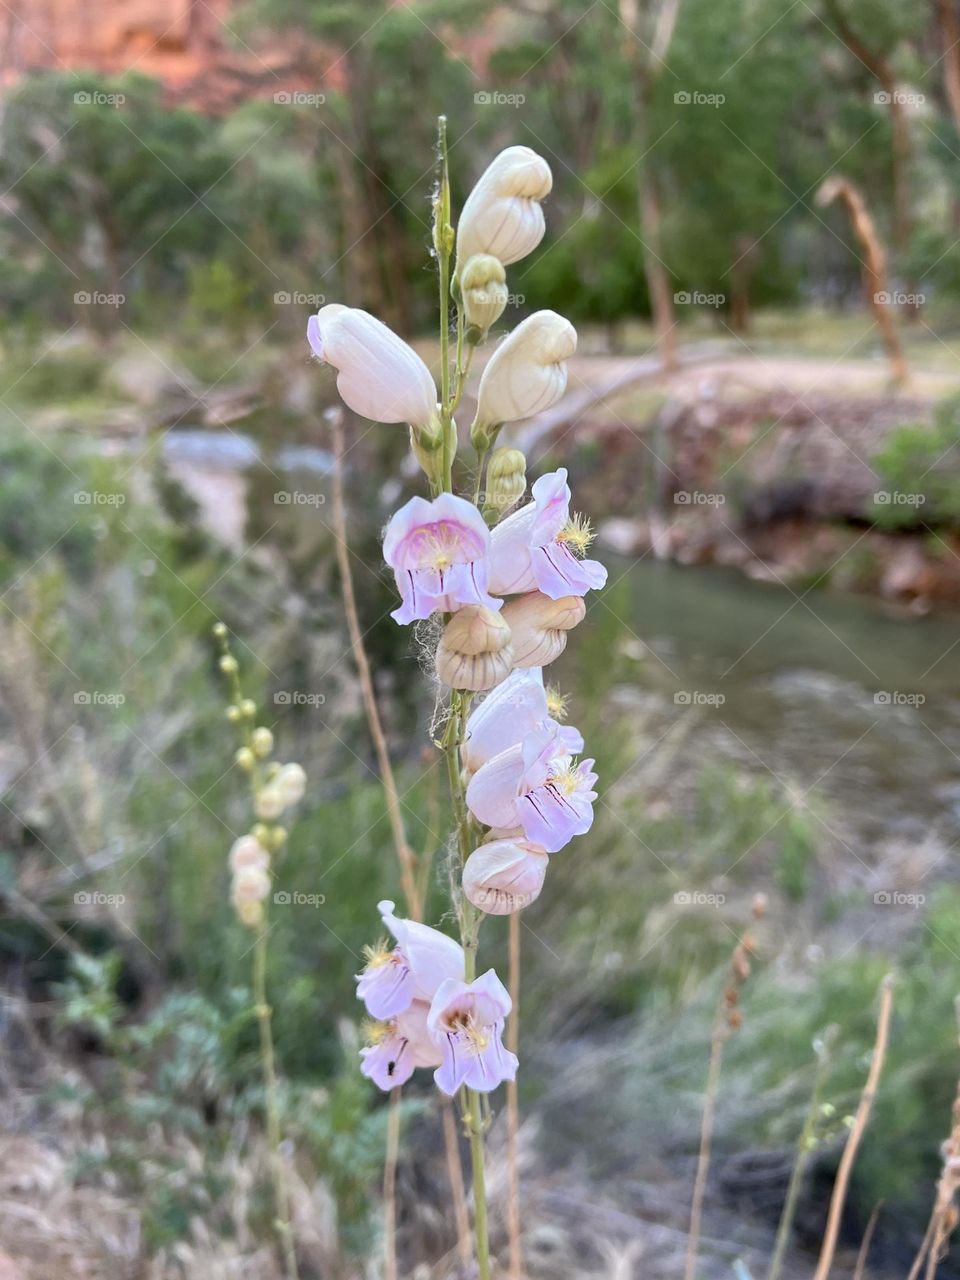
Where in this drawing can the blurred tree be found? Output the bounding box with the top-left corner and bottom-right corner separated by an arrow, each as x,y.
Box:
0,73 -> 224,331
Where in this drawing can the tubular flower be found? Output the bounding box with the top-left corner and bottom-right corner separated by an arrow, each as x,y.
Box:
489,468 -> 607,598
456,146 -> 552,269
307,304 -> 437,429
360,1000 -> 442,1091
355,899 -> 464,1021
383,493 -> 501,625
461,667 -> 583,774
427,970 -> 519,1095
462,838 -> 549,915
473,311 -> 576,432
466,723 -> 597,854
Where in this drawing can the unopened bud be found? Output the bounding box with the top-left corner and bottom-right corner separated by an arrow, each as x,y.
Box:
252,727 -> 274,758
460,254 -> 508,343
275,762 -> 307,806
483,447 -> 526,521
235,747 -> 255,771
212,621 -> 228,640
409,411 -> 455,485
219,655 -> 238,676
255,785 -> 286,820
239,698 -> 257,718
225,704 -> 242,723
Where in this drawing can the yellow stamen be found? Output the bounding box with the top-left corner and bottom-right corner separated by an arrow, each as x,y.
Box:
546,684 -> 570,720
362,937 -> 393,969
557,512 -> 595,558
363,1018 -> 395,1046
549,760 -> 581,795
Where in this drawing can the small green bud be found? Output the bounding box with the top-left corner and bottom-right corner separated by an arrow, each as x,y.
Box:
212,621 -> 228,640
460,254 -> 508,343
252,727 -> 274,758
482,447 -> 527,521
239,698 -> 257,718
225,704 -> 242,723
267,825 -> 288,850
235,746 -> 255,771
252,823 -> 272,845
219,655 -> 238,676
410,413 -> 456,486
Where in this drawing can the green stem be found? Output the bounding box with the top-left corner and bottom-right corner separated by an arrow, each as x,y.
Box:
254,925 -> 300,1280
467,1086 -> 492,1280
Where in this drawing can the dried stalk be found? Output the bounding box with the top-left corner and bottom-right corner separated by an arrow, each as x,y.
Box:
853,1201 -> 882,1280
329,409 -> 421,919
812,974 -> 894,1280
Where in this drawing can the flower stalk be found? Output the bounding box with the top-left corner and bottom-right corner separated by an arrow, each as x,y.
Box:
314,123 -> 598,1280
214,623 -> 300,1280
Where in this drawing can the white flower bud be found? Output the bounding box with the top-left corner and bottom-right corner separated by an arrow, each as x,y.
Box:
462,839 -> 548,915
255,785 -> 286,820
460,254 -> 508,341
231,864 -> 271,906
483,448 -> 527,521
275,762 -> 307,807
457,147 -> 552,269
229,835 -> 270,873
473,311 -> 576,434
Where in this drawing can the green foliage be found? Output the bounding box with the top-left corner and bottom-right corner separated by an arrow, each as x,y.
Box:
871,394 -> 960,527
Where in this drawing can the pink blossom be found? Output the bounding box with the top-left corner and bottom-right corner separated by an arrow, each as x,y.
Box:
465,724 -> 597,854
462,838 -> 549,914
356,899 -> 464,1021
488,469 -> 607,599
383,493 -> 501,625
360,1000 -> 442,1091
462,667 -> 583,774
307,304 -> 437,429
427,970 -> 518,1095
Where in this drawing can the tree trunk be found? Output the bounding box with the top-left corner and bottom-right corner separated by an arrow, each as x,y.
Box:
939,0 -> 960,135
639,181 -> 677,371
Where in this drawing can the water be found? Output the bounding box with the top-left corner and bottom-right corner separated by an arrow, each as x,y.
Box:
604,557 -> 960,848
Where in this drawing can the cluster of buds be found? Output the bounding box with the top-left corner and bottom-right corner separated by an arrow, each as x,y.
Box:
214,622 -> 307,930
308,139 -> 603,1094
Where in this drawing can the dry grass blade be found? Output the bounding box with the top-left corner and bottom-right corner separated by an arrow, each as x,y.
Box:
812,974 -> 894,1280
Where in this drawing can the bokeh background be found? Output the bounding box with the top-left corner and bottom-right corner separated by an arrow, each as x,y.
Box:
2,1 -> 960,1277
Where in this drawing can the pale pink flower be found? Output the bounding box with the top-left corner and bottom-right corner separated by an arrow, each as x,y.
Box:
466,724 -> 597,854
360,1000 -> 442,1091
229,835 -> 270,873
356,899 -> 464,1021
427,970 -> 519,1095
383,493 -> 501,625
307,304 -> 437,428
461,667 -> 582,774
489,468 -> 607,598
